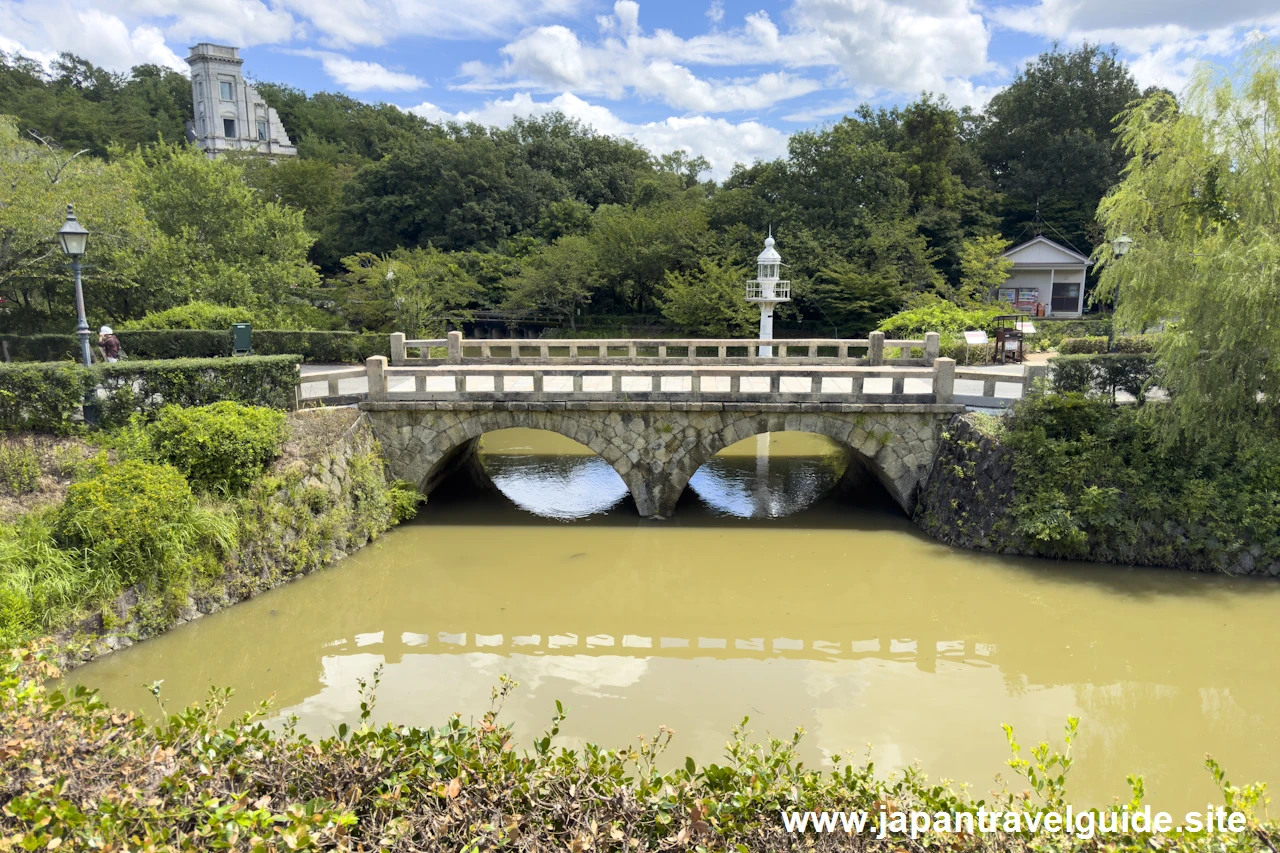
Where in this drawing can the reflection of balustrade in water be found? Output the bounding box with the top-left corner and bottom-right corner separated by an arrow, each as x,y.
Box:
320,628 -> 998,671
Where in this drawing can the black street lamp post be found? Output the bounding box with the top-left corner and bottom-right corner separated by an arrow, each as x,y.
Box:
57,204 -> 92,367
1108,232 -> 1134,350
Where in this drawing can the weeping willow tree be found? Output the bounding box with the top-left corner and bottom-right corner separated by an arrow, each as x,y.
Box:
1095,41 -> 1280,443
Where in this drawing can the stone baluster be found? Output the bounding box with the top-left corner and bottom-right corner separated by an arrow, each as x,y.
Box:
934,357 -> 956,403
869,331 -> 885,366
366,356 -> 387,402
390,332 -> 406,365
447,330 -> 462,365
924,332 -> 940,365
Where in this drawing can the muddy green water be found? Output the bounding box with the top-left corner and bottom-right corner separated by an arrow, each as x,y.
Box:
67,429 -> 1280,811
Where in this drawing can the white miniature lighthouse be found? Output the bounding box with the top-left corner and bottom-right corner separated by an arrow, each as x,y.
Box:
745,230 -> 791,357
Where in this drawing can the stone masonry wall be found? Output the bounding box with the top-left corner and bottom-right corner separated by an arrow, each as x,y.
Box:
57,411 -> 407,668
914,413 -> 1280,576
364,401 -> 956,518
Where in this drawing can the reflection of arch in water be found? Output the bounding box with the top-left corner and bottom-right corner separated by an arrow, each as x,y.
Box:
474,428 -> 629,519
685,430 -> 895,518
368,408 -> 943,518
658,413 -> 932,517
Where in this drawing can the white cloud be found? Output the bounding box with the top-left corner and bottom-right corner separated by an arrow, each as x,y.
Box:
278,0 -> 590,47
706,1 -> 725,25
461,3 -> 824,112
991,0 -> 1280,92
294,49 -> 427,91
97,0 -> 297,47
462,0 -> 1000,111
406,92 -> 789,178
0,1 -> 187,72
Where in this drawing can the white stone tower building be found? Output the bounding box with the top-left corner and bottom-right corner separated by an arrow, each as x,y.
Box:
744,231 -> 791,357
185,44 -> 296,158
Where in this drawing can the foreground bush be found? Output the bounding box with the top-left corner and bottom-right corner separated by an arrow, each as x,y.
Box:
0,651 -> 1273,852
147,402 -> 287,493
55,460 -> 233,594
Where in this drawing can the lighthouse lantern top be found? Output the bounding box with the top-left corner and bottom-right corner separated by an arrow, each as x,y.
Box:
757,233 -> 782,280
745,230 -> 790,303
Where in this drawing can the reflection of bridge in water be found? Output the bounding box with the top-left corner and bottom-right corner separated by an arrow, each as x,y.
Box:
331,629 -> 1000,673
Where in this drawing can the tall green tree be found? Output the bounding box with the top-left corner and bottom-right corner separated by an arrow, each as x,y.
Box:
657,258 -> 757,336
980,43 -> 1143,256
1095,42 -> 1280,443
0,117 -> 153,330
120,141 -> 319,311
336,248 -> 481,334
503,235 -> 600,329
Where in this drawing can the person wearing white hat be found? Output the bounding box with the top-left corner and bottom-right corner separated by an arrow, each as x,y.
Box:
98,326 -> 121,362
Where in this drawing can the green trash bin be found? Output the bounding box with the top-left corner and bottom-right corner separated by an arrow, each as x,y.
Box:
232,323 -> 252,356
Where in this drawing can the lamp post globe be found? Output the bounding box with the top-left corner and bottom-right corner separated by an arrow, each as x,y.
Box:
58,204 -> 93,367
1112,233 -> 1134,259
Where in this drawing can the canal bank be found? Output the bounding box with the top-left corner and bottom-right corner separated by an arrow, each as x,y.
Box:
42,408 -> 419,667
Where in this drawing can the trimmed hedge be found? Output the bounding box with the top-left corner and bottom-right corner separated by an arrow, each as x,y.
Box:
1058,336 -> 1109,354
0,355 -> 301,433
1,330 -> 389,364
1051,353 -> 1159,401
1114,334 -> 1159,354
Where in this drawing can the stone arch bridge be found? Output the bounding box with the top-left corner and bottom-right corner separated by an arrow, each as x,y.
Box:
302,332 -> 1041,518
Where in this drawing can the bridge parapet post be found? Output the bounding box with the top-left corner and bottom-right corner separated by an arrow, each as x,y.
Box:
1025,363 -> 1048,392
366,355 -> 388,402
934,357 -> 956,403
447,331 -> 463,365
869,331 -> 885,366
924,332 -> 940,365
390,333 -> 406,365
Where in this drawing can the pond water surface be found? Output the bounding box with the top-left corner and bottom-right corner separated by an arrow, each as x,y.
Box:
66,429 -> 1280,812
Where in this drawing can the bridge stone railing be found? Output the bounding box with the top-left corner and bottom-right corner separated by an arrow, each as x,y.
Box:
364,361 -> 955,405
297,334 -> 1049,410
391,331 -> 939,367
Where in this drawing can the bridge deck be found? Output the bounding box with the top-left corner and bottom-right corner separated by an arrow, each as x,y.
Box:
296,333 -> 1047,410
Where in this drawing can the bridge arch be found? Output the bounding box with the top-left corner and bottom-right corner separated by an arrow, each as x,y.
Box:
364,406 -> 944,520
657,412 -> 933,519
367,408 -> 666,515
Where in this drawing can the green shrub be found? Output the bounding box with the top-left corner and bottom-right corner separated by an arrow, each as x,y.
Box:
56,460 -> 233,591
0,439 -> 41,495
0,334 -> 82,363
146,403 -> 287,493
938,339 -> 995,364
0,356 -> 302,432
1114,334 -> 1159,354
121,301 -> 257,331
2,331 -> 387,364
0,363 -> 95,433
878,296 -> 1011,338
1051,353 -> 1159,400
116,329 -> 229,359
1058,336 -> 1109,354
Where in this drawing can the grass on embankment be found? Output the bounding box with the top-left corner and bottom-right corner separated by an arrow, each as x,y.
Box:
0,406 -> 419,650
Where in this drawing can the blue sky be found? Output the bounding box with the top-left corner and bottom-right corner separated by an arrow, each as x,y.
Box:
3,0 -> 1278,176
